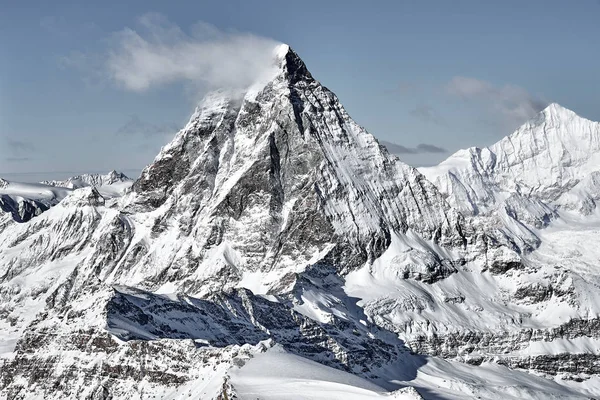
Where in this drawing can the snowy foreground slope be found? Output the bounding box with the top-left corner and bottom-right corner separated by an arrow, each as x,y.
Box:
1,46 -> 600,399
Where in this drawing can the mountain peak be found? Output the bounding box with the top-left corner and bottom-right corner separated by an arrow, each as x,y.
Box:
540,102 -> 578,121
275,44 -> 313,84
422,99 -> 600,217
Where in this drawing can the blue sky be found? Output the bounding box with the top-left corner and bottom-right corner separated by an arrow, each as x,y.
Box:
1,0 -> 600,181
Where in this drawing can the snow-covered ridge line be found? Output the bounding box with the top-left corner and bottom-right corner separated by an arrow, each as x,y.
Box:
0,170 -> 133,222
0,180 -> 72,222
41,170 -> 132,189
420,103 -> 600,216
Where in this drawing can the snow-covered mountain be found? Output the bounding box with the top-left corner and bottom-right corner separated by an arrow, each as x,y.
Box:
0,180 -> 72,222
421,103 -> 600,217
412,104 -> 600,381
0,171 -> 133,223
42,170 -> 133,199
42,170 -> 132,190
1,46 -> 599,399
419,103 -> 600,253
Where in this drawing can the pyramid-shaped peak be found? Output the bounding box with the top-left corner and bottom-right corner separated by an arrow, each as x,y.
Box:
540,102 -> 579,120
274,44 -> 313,84
515,102 -> 589,131
273,43 -> 291,59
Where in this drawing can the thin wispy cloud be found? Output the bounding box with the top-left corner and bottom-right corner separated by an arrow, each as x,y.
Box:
380,140 -> 447,155
5,138 -> 36,153
386,81 -> 419,96
3,138 -> 36,164
116,115 -> 179,137
103,13 -> 282,92
409,104 -> 445,126
5,157 -> 32,163
414,143 -> 447,153
446,76 -> 547,125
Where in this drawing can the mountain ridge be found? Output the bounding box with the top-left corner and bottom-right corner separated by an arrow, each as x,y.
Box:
42,170 -> 132,189
420,102 -> 600,216
0,170 -> 133,223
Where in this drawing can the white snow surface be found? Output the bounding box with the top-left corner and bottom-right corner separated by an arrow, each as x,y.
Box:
231,345 -> 598,400
0,170 -> 133,224
0,181 -> 71,202
230,345 -> 422,399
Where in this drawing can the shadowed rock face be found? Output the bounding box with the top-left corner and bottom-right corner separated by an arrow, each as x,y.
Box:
105,284 -> 403,371
0,195 -> 49,223
1,272 -> 424,399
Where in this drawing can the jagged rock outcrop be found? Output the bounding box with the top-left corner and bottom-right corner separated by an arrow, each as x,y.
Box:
120,45 -> 469,297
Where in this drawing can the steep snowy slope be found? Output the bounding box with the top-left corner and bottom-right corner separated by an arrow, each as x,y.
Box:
1,45 -> 599,400
229,345 -> 423,400
385,104 -> 600,379
125,45 -> 468,298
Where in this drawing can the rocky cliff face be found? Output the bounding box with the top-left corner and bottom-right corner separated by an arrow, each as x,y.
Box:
0,195 -> 49,223
1,46 -> 599,400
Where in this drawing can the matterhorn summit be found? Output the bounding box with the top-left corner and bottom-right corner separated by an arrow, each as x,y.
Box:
1,46 -> 600,400
128,44 -> 466,295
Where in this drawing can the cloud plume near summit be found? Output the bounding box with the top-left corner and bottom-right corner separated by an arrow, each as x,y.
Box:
105,13 -> 282,91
